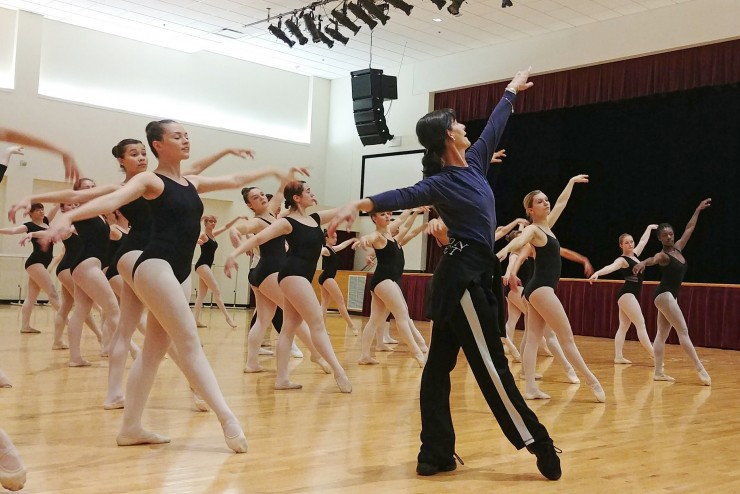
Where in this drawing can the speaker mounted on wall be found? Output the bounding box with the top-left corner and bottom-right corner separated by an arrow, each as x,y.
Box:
350,68 -> 397,146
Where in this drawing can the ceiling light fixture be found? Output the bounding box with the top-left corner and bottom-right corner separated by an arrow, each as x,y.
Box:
284,16 -> 309,45
331,4 -> 362,35
447,0 -> 464,16
430,0 -> 446,10
502,0 -> 513,7
385,0 -> 413,16
358,0 -> 390,25
268,18 -> 295,47
302,11 -> 323,43
325,21 -> 350,44
347,2 -> 378,30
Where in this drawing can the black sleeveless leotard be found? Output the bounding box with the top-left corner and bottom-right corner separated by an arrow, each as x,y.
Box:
617,255 -> 643,299
523,227 -> 561,300
369,236 -> 400,292
104,227 -> 127,278
653,251 -> 687,300
70,216 -> 109,273
195,236 -> 218,269
24,217 -> 53,269
277,213 -> 323,282
504,256 -> 533,297
248,217 -> 286,287
108,196 -> 153,279
318,245 -> 338,285
56,232 -> 81,275
394,244 -> 405,283
132,174 -> 203,284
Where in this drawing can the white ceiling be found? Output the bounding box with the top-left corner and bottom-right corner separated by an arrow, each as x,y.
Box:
0,0 -> 696,79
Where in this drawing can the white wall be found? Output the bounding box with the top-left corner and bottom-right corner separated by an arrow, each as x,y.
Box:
325,0 -> 740,270
0,9 -> 332,301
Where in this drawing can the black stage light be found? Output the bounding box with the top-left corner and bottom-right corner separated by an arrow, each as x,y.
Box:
447,0 -> 464,16
347,2 -> 378,30
358,0 -> 390,25
285,17 -> 308,45
331,7 -> 362,35
325,22 -> 350,44
502,0 -> 513,6
318,30 -> 335,48
302,12 -> 322,43
386,0 -> 413,16
430,0 -> 446,9
268,20 -> 295,47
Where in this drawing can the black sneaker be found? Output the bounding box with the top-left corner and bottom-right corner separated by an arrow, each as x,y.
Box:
416,460 -> 457,476
526,439 -> 562,480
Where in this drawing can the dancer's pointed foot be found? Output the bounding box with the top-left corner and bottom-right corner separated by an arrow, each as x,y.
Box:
192,390 -> 209,412
335,373 -> 352,393
0,371 -> 12,388
68,359 -> 91,367
290,343 -> 304,359
258,347 -> 273,356
589,382 -> 606,403
697,369 -> 712,386
358,356 -> 380,365
20,327 -> 41,334
524,389 -> 551,400
117,428 -> 170,446
310,355 -> 332,374
274,380 -> 303,390
226,317 -> 237,329
413,353 -> 426,368
347,324 -> 359,336
375,343 -> 394,352
223,422 -> 247,453
52,341 -> 69,350
614,357 -> 632,364
654,373 -> 675,382
565,368 -> 580,384
383,336 -> 398,345
103,398 -> 125,410
539,346 -> 554,357
243,364 -> 265,373
0,430 -> 26,492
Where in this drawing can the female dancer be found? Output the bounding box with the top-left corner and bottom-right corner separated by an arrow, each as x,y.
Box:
497,176 -> 605,403
0,203 -> 62,334
0,127 -> 81,183
193,214 -> 243,328
226,181 -> 352,392
589,224 -> 657,363
634,199 -> 712,385
40,119 -> 277,451
329,68 -> 562,481
318,231 -> 358,333
355,211 -> 426,367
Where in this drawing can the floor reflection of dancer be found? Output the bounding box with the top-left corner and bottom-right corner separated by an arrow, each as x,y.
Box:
634,199 -> 712,385
41,120 -> 279,452
330,68 -> 563,481
193,214 -> 243,328
498,175 -> 605,403
226,180 -> 352,392
589,224 -> 657,363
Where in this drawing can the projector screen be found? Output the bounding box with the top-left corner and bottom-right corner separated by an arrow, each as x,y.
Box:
360,150 -> 425,209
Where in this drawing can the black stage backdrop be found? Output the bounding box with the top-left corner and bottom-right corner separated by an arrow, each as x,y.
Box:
465,83 -> 740,284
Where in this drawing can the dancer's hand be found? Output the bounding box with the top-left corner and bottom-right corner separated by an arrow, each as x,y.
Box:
7,198 -> 32,223
583,259 -> 594,277
327,202 -> 360,236
227,148 -> 255,160
490,149 -> 506,164
508,274 -> 520,292
62,152 -> 81,183
18,234 -> 33,247
507,67 -> 534,93
697,198 -> 711,211
495,249 -> 507,262
569,174 -> 589,184
228,227 -> 242,248
633,261 -> 646,275
588,273 -> 599,284
224,255 -> 239,278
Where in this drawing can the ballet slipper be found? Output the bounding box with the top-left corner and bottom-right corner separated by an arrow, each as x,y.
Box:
524,389 -> 551,400
274,381 -> 303,390
103,398 -> 125,410
697,369 -> 712,386
68,359 -> 91,367
0,437 -> 26,492
538,346 -> 553,357
226,317 -> 237,329
375,343 -> 394,352
195,322 -> 207,328
383,336 -> 398,344
519,372 -> 543,381
335,373 -> 352,393
418,343 -> 429,354
0,464 -> 25,492
117,429 -> 171,446
565,368 -> 581,384
19,327 -> 41,334
243,365 -> 265,373
52,342 -> 69,350
0,371 -> 12,388
589,382 -> 606,403
653,373 -> 675,382
358,356 -> 380,365
347,325 -> 359,336
310,356 -> 332,374
290,343 -> 304,359
192,390 -> 209,412
223,422 -> 248,454
258,347 -> 273,356
413,353 -> 426,368
614,357 -> 632,364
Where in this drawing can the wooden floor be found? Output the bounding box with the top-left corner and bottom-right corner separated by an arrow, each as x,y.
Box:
1,303 -> 739,493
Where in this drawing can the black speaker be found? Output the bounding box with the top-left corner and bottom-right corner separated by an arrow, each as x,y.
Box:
351,68 -> 397,146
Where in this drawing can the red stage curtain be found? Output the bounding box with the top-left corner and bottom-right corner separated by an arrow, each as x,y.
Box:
434,39 -> 740,121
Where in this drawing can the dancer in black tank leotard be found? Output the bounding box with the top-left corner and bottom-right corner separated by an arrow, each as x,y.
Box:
317,231 -> 357,333
498,175 -> 604,402
590,225 -> 657,363
192,214 -> 243,328
0,203 -> 61,334
103,212 -> 128,280
226,180 -> 351,392
634,198 -> 712,385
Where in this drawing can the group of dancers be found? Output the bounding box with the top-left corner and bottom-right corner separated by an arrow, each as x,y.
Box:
0,66 -> 715,490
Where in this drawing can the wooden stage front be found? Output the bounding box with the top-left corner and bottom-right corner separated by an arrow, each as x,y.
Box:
1,304 -> 739,493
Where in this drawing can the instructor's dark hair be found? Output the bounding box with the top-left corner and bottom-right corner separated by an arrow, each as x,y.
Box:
416,108 -> 456,178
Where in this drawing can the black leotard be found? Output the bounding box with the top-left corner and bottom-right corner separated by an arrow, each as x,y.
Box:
108,196 -> 153,278
523,227 -> 561,300
195,236 -> 218,269
318,245 -> 338,285
369,235 -> 400,292
248,217 -> 286,287
653,251 -> 687,299
104,226 -> 127,276
617,255 -> 643,299
132,174 -> 203,284
56,233 -> 81,275
504,256 -> 533,297
277,213 -> 323,283
69,216 -> 109,273
24,217 -> 53,269
394,244 -> 405,283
